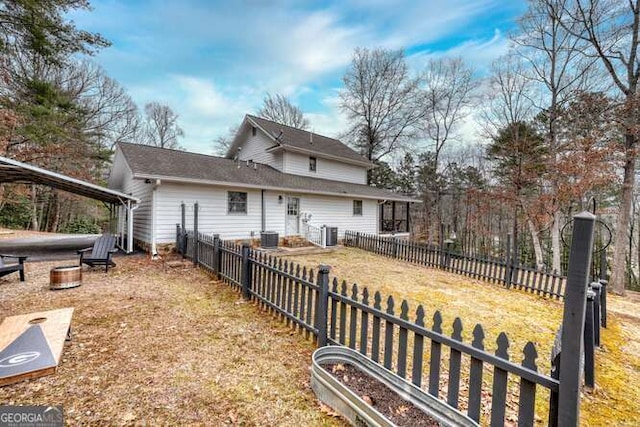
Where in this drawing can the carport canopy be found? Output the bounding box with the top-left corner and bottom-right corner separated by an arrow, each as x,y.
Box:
0,155 -> 139,253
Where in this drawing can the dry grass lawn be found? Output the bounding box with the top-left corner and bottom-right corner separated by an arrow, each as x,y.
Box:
284,247 -> 640,427
0,256 -> 343,426
1,228 -> 637,426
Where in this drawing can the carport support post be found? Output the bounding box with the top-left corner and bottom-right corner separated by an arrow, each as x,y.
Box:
126,199 -> 134,254
557,211 -> 596,426
315,265 -> 330,347
241,243 -> 252,300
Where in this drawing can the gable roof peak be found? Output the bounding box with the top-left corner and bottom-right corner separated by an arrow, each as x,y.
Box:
244,114 -> 371,166
246,114 -> 334,143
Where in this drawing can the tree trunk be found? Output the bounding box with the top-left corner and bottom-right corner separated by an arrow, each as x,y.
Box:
30,184 -> 39,231
526,216 -> 545,270
610,139 -> 636,295
551,209 -> 562,274
49,192 -> 61,232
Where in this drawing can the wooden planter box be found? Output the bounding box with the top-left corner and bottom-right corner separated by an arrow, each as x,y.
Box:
311,346 -> 478,427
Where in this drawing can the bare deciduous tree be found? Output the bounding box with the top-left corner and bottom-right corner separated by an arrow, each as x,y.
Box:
418,57 -> 477,243
340,47 -> 422,165
65,61 -> 141,150
514,0 -> 596,274
555,0 -> 640,294
483,57 -> 548,270
143,102 -> 184,149
257,93 -> 309,129
420,57 -> 477,171
212,124 -> 239,156
482,58 -> 536,135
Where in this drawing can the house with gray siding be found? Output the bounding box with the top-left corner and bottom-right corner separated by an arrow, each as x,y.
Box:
108,114 -> 416,255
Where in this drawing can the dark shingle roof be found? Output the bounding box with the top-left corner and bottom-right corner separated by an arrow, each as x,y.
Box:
117,143 -> 415,202
246,115 -> 371,166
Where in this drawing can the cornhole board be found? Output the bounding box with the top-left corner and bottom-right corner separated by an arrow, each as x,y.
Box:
0,308 -> 73,386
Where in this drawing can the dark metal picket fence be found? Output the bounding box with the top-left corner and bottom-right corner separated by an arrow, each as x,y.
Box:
175,213 -> 605,427
344,230 -> 568,300
325,279 -> 559,426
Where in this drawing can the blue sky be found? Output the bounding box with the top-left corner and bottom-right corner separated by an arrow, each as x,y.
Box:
70,0 -> 527,154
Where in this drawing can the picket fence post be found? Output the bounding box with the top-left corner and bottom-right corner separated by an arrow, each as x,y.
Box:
599,279 -> 608,328
180,202 -> 186,260
557,211 -> 596,426
315,265 -> 330,347
212,234 -> 220,275
241,243 -> 252,300
590,281 -> 602,346
584,288 -> 596,388
193,202 -> 199,266
175,224 -> 180,254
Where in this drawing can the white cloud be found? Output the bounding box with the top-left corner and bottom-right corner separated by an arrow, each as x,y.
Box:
287,11 -> 359,76
69,1 -> 523,153
306,92 -> 350,139
408,29 -> 512,74
130,75 -> 260,154
172,76 -> 229,116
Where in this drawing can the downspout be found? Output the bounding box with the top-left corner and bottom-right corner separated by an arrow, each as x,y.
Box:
127,200 -> 139,254
151,179 -> 161,258
261,189 -> 266,232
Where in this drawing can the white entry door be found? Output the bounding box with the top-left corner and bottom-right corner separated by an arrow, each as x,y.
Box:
286,196 -> 300,235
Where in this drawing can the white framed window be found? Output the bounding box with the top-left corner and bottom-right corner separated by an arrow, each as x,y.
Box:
353,200 -> 363,216
228,191 -> 247,214
309,156 -> 317,172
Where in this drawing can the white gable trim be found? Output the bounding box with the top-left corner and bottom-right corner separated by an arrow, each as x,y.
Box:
225,115 -> 280,159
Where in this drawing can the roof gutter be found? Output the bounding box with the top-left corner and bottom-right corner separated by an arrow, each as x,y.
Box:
0,155 -> 140,204
132,173 -> 420,203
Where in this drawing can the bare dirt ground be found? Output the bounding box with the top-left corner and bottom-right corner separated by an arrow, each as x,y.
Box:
0,256 -> 343,426
1,228 -> 637,426
287,248 -> 640,427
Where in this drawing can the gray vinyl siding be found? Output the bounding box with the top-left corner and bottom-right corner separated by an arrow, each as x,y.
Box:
155,182 -> 264,242
264,190 -> 286,233
284,151 -> 367,184
125,178 -> 152,244
299,195 -> 377,238
237,127 -> 283,171
108,149 -> 152,244
153,183 -> 377,243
